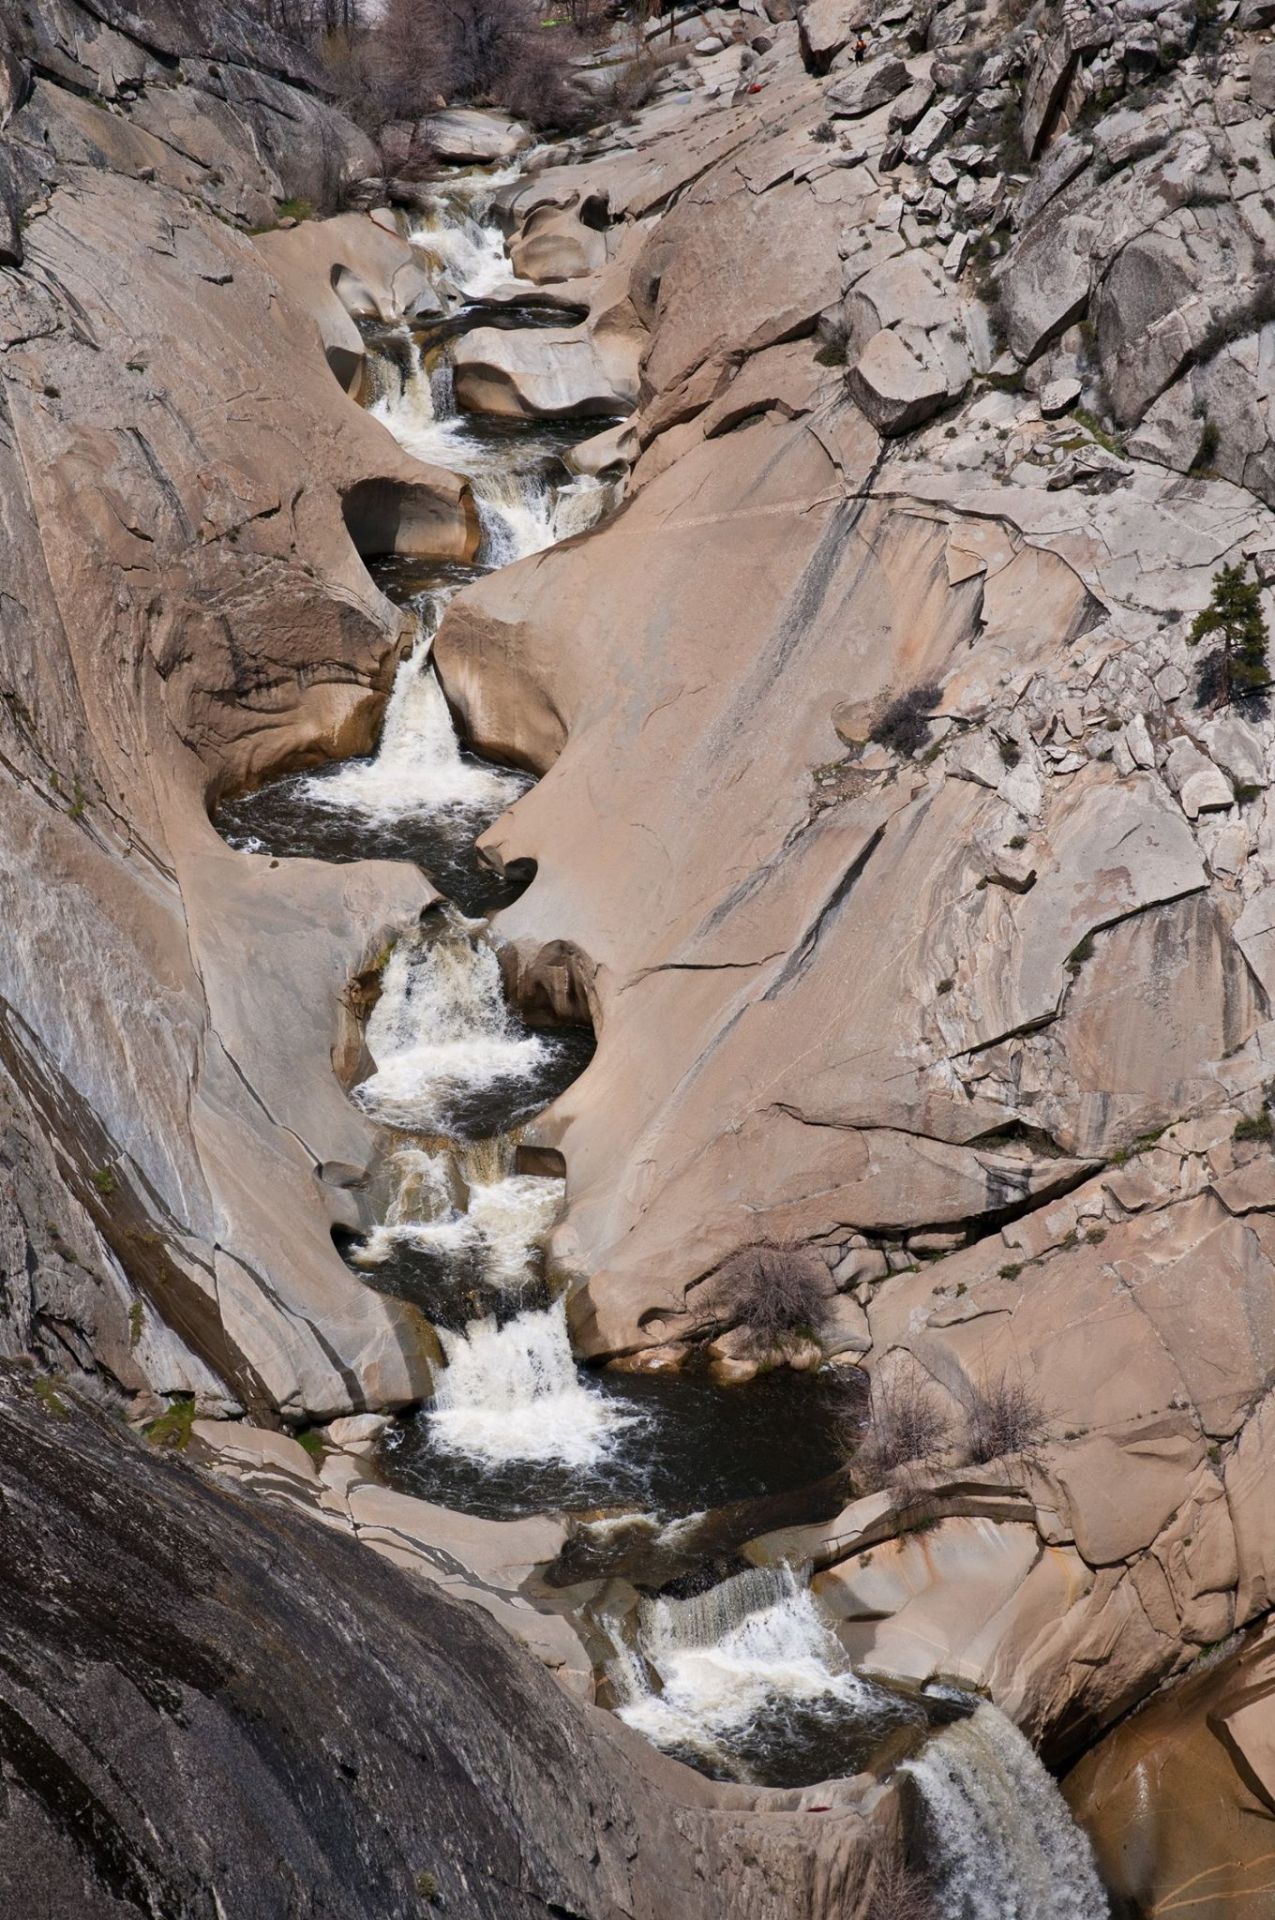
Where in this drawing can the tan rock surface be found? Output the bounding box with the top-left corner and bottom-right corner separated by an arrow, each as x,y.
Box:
0,39 -> 472,1415
1065,1624 -> 1275,1918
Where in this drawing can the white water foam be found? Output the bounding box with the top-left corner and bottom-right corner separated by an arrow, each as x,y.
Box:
354,919 -> 549,1134
356,1140 -> 564,1293
302,638 -> 526,824
902,1703 -> 1110,1920
614,1564 -> 871,1771
371,364 -> 613,567
429,1295 -> 634,1466
407,165 -> 529,303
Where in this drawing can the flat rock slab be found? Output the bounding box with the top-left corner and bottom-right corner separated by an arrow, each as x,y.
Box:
418,109 -> 531,164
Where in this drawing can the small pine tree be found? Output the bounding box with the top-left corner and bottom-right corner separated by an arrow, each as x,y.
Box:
1188,562 -> 1269,708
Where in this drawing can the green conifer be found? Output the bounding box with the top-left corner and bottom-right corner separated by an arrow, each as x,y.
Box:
1188,561 -> 1269,707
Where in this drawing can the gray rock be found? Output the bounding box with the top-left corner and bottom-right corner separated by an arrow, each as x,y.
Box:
0,1369 -> 868,1918
1021,0 -> 1115,158
998,207 -> 1099,362
1092,101 -> 1182,169
0,148 -> 21,266
825,55 -> 911,118
418,109 -> 532,165
1251,43 -> 1275,110
887,77 -> 936,131
1164,736 -> 1234,816
1015,136 -> 1093,228
847,325 -> 956,432
905,102 -> 952,161
1041,376 -> 1082,415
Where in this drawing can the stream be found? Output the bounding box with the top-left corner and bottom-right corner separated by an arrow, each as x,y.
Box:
215,160 -> 1110,1907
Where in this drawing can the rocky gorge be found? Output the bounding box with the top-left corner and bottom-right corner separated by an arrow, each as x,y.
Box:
2,0 -> 1275,1911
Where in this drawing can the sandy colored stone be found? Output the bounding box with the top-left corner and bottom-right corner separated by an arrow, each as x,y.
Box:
1065,1623 -> 1275,1915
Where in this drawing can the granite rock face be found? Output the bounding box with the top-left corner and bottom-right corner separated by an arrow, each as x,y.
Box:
0,0 -> 474,1419
0,1367 -> 877,1920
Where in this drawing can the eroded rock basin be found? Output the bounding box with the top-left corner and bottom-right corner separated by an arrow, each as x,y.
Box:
200,149 -> 1123,1872
377,1362 -> 852,1522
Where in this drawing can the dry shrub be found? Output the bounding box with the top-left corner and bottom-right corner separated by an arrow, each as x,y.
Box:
867,1856 -> 936,1920
856,1371 -> 953,1487
375,0 -> 592,130
965,1370 -> 1047,1464
713,1242 -> 831,1346
870,682 -> 943,757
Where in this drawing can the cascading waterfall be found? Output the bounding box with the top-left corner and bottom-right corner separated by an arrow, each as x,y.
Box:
355,1137 -> 564,1294
612,1563 -> 878,1778
302,621 -> 527,825
354,916 -> 552,1136
430,1295 -> 636,1467
406,163 -> 528,303
369,346 -> 616,567
902,1704 -> 1111,1920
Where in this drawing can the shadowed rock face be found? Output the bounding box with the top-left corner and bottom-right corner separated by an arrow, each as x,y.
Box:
0,1366 -> 877,1919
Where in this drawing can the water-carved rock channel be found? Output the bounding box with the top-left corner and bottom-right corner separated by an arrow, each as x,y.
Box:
213,165 -> 1108,1901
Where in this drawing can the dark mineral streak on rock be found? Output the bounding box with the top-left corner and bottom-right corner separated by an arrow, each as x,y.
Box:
0,1366 -> 862,1920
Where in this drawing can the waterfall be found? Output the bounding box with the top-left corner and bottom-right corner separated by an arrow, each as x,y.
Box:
354,917 -> 551,1135
406,165 -> 529,303
301,631 -> 528,824
613,1564 -> 873,1775
367,326 -> 436,437
473,467 -> 618,567
429,1295 -> 636,1466
372,353 -> 614,568
902,1704 -> 1111,1920
355,1139 -> 564,1293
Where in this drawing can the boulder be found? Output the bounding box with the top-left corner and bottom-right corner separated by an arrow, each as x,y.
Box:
417,108 -> 532,165
1163,736 -> 1233,818
1040,376 -> 1080,416
800,0 -> 870,63
846,326 -> 956,433
453,326 -> 638,420
998,207 -> 1099,362
509,201 -> 607,284
824,55 -> 910,117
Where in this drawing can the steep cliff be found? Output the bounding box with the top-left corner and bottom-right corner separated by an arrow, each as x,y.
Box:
3,0 -> 1275,1909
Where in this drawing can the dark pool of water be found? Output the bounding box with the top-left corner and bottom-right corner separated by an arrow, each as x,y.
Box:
378,1366 -> 852,1522
215,769 -> 534,919
428,1024 -> 595,1139
675,1690 -> 927,1792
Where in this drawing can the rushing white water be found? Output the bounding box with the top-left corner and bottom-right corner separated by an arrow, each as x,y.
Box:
356,1139 -> 565,1293
613,1564 -> 872,1772
429,1295 -> 634,1466
902,1704 -> 1110,1920
407,164 -> 529,303
370,359 -> 614,566
354,917 -> 551,1134
303,637 -> 527,824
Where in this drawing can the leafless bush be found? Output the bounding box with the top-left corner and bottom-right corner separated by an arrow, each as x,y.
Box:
856,1372 -> 954,1487
867,1856 -> 937,1920
712,1242 -> 831,1346
374,0 -> 591,130
870,682 -> 943,758
965,1370 -> 1047,1464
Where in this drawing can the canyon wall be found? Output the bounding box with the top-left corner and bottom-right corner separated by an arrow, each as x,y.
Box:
2,0 -> 1274,1908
